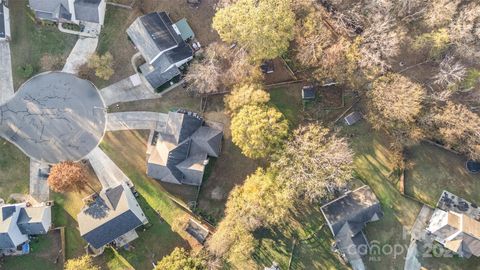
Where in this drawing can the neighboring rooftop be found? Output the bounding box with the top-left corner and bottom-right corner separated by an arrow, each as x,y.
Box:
0,3 -> 5,39
74,0 -> 102,23
77,183 -> 147,249
344,111 -> 363,126
147,110 -> 223,186
321,185 -> 383,270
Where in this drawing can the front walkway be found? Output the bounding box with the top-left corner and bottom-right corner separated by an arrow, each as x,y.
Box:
86,146 -> 133,189
106,111 -> 167,131
0,41 -> 14,104
100,74 -> 160,106
62,37 -> 99,74
29,159 -> 50,203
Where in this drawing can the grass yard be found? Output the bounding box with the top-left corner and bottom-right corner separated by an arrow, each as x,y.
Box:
9,0 -> 77,89
1,233 -> 63,270
405,143 -> 480,206
0,139 -> 29,201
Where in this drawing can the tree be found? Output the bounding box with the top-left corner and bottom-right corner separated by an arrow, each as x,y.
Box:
231,105 -> 289,159
427,102 -> 480,159
212,0 -> 295,60
433,54 -> 466,87
48,161 -> 89,193
413,28 -> 450,59
424,0 -> 460,28
367,73 -> 426,143
448,3 -> 480,62
224,84 -> 270,115
88,52 -> 114,80
185,43 -> 262,96
225,168 -> 293,230
155,248 -> 206,270
64,255 -> 100,270
273,124 -> 353,202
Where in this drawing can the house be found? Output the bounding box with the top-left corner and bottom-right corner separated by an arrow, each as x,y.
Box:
127,12 -> 194,91
77,183 -> 148,250
344,111 -> 363,126
27,0 -> 106,26
321,185 -> 383,270
0,0 -> 10,40
426,191 -> 480,258
146,110 -> 223,186
0,203 -> 51,254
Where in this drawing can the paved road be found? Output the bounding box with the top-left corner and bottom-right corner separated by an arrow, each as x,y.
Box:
106,111 -> 167,131
62,37 -> 99,74
100,75 -> 160,106
86,146 -> 133,189
0,72 -> 107,163
0,41 -> 14,104
29,159 -> 50,203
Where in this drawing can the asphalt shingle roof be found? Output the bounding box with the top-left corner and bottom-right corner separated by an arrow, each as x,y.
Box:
74,0 -> 101,23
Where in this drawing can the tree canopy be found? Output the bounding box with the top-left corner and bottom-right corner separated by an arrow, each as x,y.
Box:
367,73 -> 426,142
47,161 -> 89,193
224,84 -> 270,115
231,105 -> 289,159
212,0 -> 295,60
88,52 -> 114,80
273,124 -> 353,202
155,248 -> 206,270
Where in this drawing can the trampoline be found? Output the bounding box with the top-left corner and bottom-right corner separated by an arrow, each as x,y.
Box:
466,160 -> 480,174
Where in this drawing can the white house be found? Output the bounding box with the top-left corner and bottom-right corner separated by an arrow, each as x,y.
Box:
0,0 -> 10,40
28,0 -> 106,26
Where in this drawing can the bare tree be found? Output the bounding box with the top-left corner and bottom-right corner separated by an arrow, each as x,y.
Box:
449,3 -> 480,62
433,55 -> 466,87
424,0 -> 460,28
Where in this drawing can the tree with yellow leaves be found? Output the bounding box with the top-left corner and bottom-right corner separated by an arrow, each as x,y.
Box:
213,0 -> 295,60
224,84 -> 270,115
231,105 -> 289,159
88,52 -> 114,80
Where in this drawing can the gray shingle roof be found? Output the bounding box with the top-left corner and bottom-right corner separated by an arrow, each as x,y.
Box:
1,206 -> 15,221
143,64 -> 181,89
0,233 -> 15,249
83,210 -> 143,249
17,207 -> 49,235
74,0 -> 101,23
344,111 -> 363,126
148,111 -> 223,185
321,185 -> 382,236
78,184 -> 146,249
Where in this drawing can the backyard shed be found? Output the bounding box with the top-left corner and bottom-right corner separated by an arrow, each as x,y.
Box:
344,111 -> 363,126
173,18 -> 194,41
302,85 -> 316,100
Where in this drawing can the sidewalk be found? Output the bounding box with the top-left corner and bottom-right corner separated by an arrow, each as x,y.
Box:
0,41 -> 14,104
106,111 -> 167,131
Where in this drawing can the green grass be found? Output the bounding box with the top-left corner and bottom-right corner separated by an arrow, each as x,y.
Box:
405,143 -> 480,206
0,138 -> 29,200
10,0 -> 77,89
1,235 -> 62,270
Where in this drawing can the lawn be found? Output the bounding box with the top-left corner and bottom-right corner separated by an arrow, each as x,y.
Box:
9,0 -> 77,89
1,233 -> 63,270
0,138 -> 29,201
405,142 -> 480,206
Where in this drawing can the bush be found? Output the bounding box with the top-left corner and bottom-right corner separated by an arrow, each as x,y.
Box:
18,64 -> 34,78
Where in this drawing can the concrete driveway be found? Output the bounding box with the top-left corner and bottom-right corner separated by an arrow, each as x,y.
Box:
0,41 -> 14,104
106,111 -> 167,131
86,146 -> 133,189
62,37 -> 98,74
29,159 -> 50,203
100,75 -> 159,106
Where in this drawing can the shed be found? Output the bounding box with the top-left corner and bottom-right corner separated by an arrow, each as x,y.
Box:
173,18 -> 195,41
260,60 -> 274,74
185,218 -> 209,244
302,85 -> 316,100
344,111 -> 362,126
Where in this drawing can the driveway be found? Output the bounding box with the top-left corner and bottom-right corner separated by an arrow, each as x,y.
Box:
29,159 -> 50,203
86,146 -> 133,189
106,111 -> 167,131
62,37 -> 99,74
100,74 -> 160,106
0,41 -> 14,104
